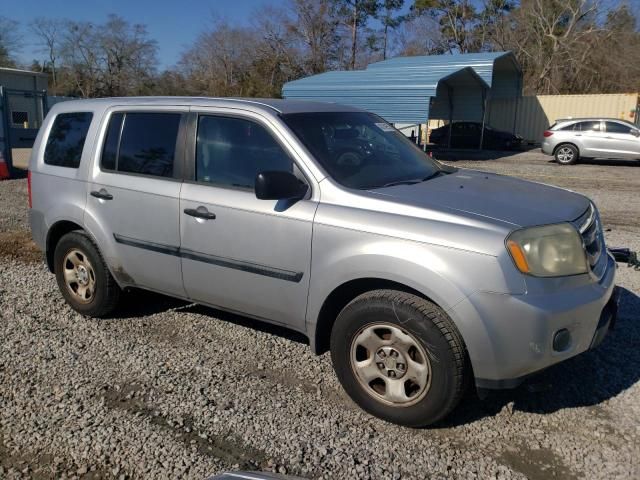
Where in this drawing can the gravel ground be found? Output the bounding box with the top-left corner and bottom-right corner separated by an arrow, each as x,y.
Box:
1,151 -> 639,479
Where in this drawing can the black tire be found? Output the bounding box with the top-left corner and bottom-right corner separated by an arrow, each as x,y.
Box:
330,289 -> 468,427
53,231 -> 121,317
554,144 -> 579,165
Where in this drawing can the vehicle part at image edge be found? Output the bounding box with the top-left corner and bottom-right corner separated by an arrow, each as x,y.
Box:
53,231 -> 121,317
609,247 -> 640,270
330,290 -> 468,427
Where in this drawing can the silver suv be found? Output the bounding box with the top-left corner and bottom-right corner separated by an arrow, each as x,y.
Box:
542,117 -> 640,165
29,98 -> 618,426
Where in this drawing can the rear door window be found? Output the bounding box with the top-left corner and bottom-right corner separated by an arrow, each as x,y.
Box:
576,121 -> 601,132
100,112 -> 181,178
44,112 -> 93,168
604,121 -> 633,134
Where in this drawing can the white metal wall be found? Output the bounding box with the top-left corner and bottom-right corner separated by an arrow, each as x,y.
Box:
487,93 -> 640,143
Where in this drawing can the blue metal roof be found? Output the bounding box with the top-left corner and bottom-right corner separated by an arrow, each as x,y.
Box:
282,52 -> 520,124
367,52 -> 518,87
283,66 -> 489,123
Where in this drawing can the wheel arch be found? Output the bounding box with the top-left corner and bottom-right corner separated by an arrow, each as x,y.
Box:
45,220 -> 85,272
45,220 -> 123,289
311,277 -> 445,355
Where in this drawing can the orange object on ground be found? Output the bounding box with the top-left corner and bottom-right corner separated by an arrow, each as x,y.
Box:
0,152 -> 10,180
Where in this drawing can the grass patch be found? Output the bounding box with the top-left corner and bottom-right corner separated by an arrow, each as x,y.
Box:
0,230 -> 43,263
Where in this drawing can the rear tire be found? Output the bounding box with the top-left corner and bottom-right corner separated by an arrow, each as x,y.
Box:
555,144 -> 578,165
53,231 -> 121,317
330,289 -> 468,427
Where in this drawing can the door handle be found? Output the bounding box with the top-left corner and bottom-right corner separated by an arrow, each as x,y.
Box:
184,207 -> 216,220
90,189 -> 113,200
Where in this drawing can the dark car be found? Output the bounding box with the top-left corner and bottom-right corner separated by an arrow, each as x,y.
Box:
429,122 -> 522,149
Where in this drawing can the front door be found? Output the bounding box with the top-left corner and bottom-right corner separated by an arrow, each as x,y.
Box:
602,121 -> 640,159
179,110 -> 316,330
85,108 -> 187,296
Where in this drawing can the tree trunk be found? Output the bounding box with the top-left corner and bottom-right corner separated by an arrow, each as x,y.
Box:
50,61 -> 57,95
350,1 -> 358,70
383,23 -> 388,60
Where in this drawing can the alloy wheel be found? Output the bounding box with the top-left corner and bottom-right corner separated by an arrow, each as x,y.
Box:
557,147 -> 575,164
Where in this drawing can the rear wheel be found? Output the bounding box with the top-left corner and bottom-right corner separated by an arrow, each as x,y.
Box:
555,144 -> 578,165
54,231 -> 121,317
330,290 -> 468,427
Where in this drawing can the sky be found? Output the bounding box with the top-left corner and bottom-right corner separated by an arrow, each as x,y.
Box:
9,0 -> 275,69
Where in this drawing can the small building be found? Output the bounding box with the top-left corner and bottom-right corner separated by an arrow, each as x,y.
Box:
282,52 -> 522,147
0,67 -> 49,176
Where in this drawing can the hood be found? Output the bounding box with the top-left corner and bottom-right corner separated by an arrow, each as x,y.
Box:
369,169 -> 590,228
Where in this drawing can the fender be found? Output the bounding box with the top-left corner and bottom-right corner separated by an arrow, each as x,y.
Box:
305,225 -> 525,371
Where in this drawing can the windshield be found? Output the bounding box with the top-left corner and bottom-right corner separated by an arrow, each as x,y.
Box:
282,111 -> 444,189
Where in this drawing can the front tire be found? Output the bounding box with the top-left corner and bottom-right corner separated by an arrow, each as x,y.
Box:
555,144 -> 578,165
54,231 -> 121,317
330,290 -> 468,427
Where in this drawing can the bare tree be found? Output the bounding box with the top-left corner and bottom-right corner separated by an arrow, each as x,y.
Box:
413,0 -> 479,53
395,11 -> 447,55
504,0 -> 602,93
287,0 -> 342,74
0,16 -> 21,67
58,16 -> 158,98
30,18 -> 63,94
99,15 -> 158,96
60,21 -> 101,97
179,18 -> 259,96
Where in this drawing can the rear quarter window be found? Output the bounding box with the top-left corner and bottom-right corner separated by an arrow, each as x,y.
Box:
44,112 -> 93,168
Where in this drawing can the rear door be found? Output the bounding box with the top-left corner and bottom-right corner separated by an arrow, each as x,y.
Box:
84,107 -> 188,296
574,121 -> 605,157
602,121 -> 640,159
179,109 -> 316,330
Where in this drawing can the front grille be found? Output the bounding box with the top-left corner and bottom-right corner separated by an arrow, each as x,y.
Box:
573,204 -> 607,279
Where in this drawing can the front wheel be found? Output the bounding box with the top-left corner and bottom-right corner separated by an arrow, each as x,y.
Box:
330,290 -> 469,427
555,144 -> 578,165
54,231 -> 121,317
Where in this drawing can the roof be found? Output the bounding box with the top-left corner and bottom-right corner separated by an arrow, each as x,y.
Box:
282,52 -> 521,123
555,117 -> 636,123
0,66 -> 48,78
366,52 -> 519,88
283,66 -> 489,123
49,96 -> 363,116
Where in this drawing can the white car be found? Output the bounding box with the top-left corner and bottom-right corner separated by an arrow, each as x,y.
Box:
542,118 -> 640,165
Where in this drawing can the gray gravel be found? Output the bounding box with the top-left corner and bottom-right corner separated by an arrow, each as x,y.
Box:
1,151 -> 639,479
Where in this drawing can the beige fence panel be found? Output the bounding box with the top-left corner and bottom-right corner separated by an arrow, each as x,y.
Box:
488,93 -> 639,144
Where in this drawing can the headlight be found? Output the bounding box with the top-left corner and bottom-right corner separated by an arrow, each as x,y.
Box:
506,223 -> 588,277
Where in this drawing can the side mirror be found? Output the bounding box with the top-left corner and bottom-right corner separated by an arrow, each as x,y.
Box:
633,129 -> 640,137
255,171 -> 307,200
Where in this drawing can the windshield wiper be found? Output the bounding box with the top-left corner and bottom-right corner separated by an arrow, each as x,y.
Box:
421,171 -> 442,182
363,170 -> 445,190
380,179 -> 423,188
380,171 -> 443,188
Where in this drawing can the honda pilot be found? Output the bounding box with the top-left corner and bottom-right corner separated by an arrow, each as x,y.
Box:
29,98 -> 619,426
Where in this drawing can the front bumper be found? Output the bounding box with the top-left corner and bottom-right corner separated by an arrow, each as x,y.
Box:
450,253 -> 618,389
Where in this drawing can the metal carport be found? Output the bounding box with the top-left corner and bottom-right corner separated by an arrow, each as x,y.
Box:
282,52 -> 522,147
